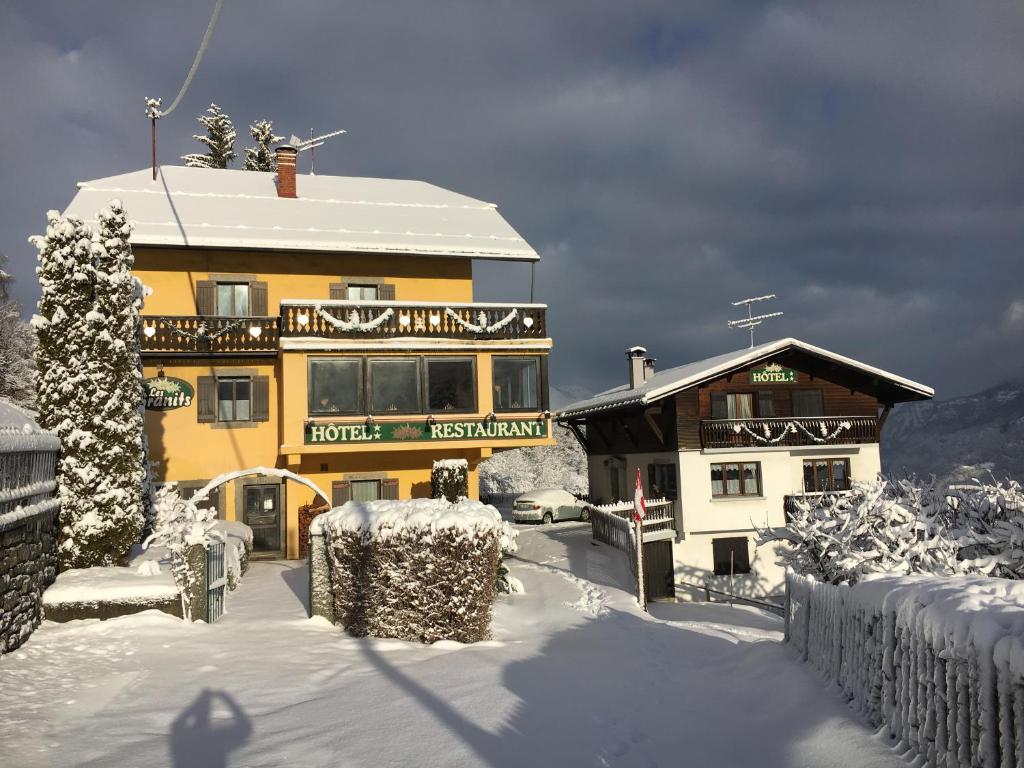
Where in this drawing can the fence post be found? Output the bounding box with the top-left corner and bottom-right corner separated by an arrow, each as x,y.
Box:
184,543 -> 208,623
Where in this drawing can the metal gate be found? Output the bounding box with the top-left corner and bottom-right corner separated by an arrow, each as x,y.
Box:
206,541 -> 226,623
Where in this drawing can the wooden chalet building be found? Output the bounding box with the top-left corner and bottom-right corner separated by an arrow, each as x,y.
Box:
558,338 -> 933,601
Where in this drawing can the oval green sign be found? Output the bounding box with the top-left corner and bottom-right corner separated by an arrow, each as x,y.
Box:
143,376 -> 195,410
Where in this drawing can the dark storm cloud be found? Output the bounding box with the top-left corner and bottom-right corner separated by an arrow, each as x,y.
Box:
2,1 -> 1022,399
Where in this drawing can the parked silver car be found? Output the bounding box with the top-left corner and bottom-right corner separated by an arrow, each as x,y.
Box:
512,489 -> 588,524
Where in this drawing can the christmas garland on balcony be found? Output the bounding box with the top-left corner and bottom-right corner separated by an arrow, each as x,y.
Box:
444,307 -> 518,334
163,318 -> 244,342
732,419 -> 853,445
316,305 -> 394,332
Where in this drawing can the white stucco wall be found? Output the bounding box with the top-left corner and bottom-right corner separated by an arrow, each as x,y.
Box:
586,443 -> 882,601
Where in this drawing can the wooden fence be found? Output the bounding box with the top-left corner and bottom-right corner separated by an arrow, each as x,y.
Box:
786,571 -> 1024,768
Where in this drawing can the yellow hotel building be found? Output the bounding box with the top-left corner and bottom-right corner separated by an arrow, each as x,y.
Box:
63,147 -> 553,559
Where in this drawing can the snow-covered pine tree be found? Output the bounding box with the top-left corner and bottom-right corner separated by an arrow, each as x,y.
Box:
182,103 -> 236,169
244,120 -> 283,171
0,253 -> 36,408
81,201 -> 147,560
31,211 -> 103,566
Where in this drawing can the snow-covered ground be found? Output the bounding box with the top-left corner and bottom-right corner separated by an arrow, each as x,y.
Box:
0,522 -> 905,767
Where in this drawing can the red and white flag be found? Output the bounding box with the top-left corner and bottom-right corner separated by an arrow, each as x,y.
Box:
633,467 -> 647,522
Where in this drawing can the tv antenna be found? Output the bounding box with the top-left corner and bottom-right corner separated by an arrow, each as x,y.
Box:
728,294 -> 783,348
288,128 -> 347,174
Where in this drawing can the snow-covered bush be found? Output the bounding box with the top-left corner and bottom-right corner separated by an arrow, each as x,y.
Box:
763,476 -> 1024,585
431,458 -> 468,502
144,484 -> 217,619
210,520 -> 253,590
31,206 -> 147,567
315,499 -> 508,643
479,425 -> 587,496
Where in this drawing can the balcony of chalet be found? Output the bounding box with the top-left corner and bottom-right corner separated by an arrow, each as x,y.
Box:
138,300 -> 547,355
699,415 -> 879,450
278,300 -> 547,342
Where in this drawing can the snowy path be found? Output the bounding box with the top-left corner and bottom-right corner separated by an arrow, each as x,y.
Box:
0,522 -> 904,767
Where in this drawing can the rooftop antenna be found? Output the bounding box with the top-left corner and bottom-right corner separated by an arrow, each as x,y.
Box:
288,129 -> 347,174
728,294 -> 783,348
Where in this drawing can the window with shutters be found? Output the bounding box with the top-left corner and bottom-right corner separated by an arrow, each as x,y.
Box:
710,462 -> 762,497
712,537 -> 751,575
351,479 -> 381,502
492,357 -> 540,411
216,283 -> 250,317
217,377 -> 251,421
346,284 -> 378,301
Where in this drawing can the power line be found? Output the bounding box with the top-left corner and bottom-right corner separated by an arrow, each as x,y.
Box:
153,0 -> 226,119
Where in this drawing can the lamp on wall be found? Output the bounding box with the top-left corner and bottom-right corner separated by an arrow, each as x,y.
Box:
539,410 -> 551,420
157,365 -> 166,378
365,415 -> 375,428
485,411 -> 497,424
426,415 -> 438,427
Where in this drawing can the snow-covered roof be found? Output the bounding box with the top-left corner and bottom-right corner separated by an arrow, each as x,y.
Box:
558,337 -> 935,419
62,166 -> 539,261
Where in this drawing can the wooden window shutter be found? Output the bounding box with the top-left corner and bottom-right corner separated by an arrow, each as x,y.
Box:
381,478 -> 399,500
196,281 -> 216,316
250,281 -> 268,316
251,376 -> 270,421
378,283 -> 396,301
197,377 -> 216,422
332,480 -> 351,507
329,282 -> 348,300
539,356 -> 550,411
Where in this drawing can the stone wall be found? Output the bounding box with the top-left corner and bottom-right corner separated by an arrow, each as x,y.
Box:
1,501 -> 60,654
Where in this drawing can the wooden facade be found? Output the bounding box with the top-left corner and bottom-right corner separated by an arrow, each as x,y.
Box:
572,349 -> 893,454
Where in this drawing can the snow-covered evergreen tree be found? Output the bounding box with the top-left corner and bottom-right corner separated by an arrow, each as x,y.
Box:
0,254 -> 36,408
182,103 -> 236,169
244,120 -> 283,171
31,205 -> 148,567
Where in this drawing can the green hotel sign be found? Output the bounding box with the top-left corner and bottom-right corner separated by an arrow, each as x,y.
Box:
750,364 -> 797,384
305,418 -> 549,445
142,376 -> 195,410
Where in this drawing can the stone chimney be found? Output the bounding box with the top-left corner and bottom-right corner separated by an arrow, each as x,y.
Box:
275,145 -> 298,198
627,346 -> 647,389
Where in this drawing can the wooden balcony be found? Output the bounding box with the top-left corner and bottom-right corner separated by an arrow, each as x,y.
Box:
279,301 -> 547,341
700,416 -> 879,450
139,316 -> 279,356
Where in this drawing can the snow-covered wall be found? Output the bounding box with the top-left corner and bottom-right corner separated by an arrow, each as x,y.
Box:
787,571 -> 1024,767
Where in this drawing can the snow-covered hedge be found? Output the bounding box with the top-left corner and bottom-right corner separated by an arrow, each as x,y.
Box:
787,571 -> 1024,767
312,498 -> 514,643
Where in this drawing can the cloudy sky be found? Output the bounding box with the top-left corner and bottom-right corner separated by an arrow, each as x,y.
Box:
2,1 -> 1023,400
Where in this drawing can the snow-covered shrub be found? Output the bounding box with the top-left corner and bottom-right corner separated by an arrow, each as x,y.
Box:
479,425 -> 588,496
144,484 -> 217,619
495,565 -> 525,594
31,206 -> 147,567
315,499 -> 506,643
763,476 -> 1024,585
431,458 -> 468,502
210,520 -> 253,590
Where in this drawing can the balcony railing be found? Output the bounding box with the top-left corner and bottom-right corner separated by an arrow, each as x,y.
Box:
279,301 -> 547,341
139,316 -> 279,355
700,416 -> 879,450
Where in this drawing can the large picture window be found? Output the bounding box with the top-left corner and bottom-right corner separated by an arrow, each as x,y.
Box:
710,462 -> 762,497
217,377 -> 251,421
803,458 -> 851,492
309,359 -> 363,414
493,357 -> 539,411
425,358 -> 475,412
369,358 -> 420,413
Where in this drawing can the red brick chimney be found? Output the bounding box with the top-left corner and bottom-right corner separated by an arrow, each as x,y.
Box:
275,145 -> 298,198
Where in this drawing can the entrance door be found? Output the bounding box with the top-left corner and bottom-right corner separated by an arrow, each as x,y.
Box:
244,485 -> 281,553
643,540 -> 675,601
